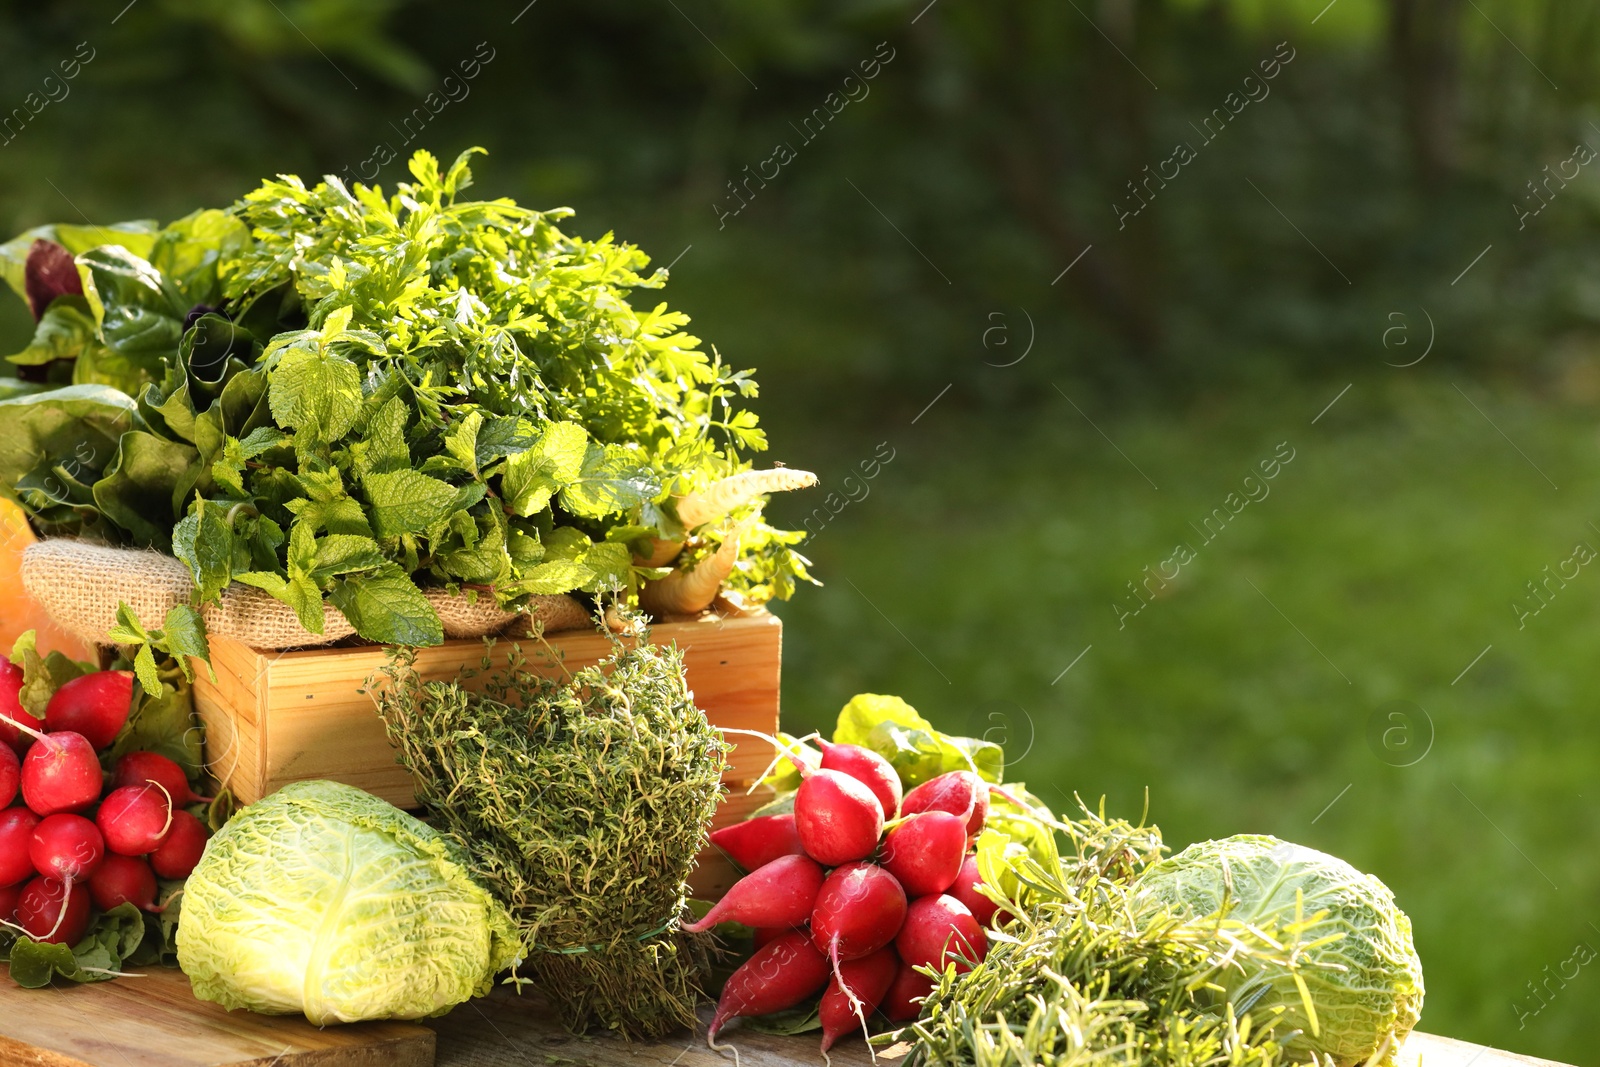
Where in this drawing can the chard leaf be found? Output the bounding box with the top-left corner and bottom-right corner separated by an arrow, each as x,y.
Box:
91,431 -> 200,551
6,296 -> 97,367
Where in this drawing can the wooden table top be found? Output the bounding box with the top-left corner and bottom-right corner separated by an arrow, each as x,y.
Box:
428,986 -> 1573,1067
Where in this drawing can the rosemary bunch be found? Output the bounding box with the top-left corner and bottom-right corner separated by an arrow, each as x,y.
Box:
374,638 -> 728,1038
903,806 -> 1318,1067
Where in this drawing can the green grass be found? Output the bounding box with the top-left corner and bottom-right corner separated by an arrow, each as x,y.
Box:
765,373 -> 1600,1063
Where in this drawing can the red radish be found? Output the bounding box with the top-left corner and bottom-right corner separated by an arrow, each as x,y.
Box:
882,956 -> 935,1021
708,930 -> 830,1045
795,768 -> 883,866
950,855 -> 1004,927
0,660 -> 32,756
0,807 -> 41,886
817,739 -> 902,819
15,876 -> 90,945
881,810 -> 968,896
29,814 -> 104,889
901,771 -> 989,837
0,742 -> 17,807
0,882 -> 19,924
896,894 -> 987,974
709,813 -> 803,872
810,862 -> 908,963
112,751 -> 212,805
44,670 -> 134,750
89,854 -> 161,912
149,810 -> 208,879
97,783 -> 174,856
682,853 -> 824,933
819,946 -> 898,1051
18,729 -> 102,815
752,927 -> 787,950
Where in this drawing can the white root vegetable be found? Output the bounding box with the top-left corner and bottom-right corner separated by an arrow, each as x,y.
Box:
675,469 -> 818,530
639,525 -> 747,616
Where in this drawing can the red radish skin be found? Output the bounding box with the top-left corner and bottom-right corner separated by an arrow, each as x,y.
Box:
149,810 -> 208,879
44,670 -> 134,750
0,807 -> 41,886
818,946 -> 898,1051
97,783 -> 174,856
29,814 -> 104,886
881,810 -> 968,896
950,855 -> 1004,927
0,660 -> 33,756
817,739 -> 902,820
89,854 -> 161,912
0,741 -> 17,807
15,876 -> 90,945
794,768 -> 884,866
810,862 -> 908,963
709,813 -> 803,872
20,731 -> 102,816
708,930 -> 830,1044
882,957 -> 935,1021
0,882 -> 19,924
901,771 -> 989,837
896,894 -> 988,975
752,927 -> 787,950
683,853 -> 824,933
112,751 -> 212,805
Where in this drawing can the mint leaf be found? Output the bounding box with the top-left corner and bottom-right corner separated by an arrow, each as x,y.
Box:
132,644 -> 162,696
443,411 -> 482,476
515,558 -> 592,595
362,469 -> 458,539
360,395 -> 410,475
502,421 -> 587,517
268,343 -> 360,443
171,499 -> 233,603
161,605 -> 212,682
327,565 -> 443,646
561,443 -> 658,519
235,570 -> 325,634
312,534 -> 386,581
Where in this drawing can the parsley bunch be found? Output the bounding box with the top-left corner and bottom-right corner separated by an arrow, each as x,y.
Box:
0,148 -> 812,645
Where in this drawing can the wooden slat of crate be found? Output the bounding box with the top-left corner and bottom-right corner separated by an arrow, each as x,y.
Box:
193,613 -> 781,810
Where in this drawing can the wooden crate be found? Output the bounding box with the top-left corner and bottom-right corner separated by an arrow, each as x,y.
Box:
191,612 -> 781,898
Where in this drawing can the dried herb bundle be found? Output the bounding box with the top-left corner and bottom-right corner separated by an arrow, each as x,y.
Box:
373,637 -> 728,1038
901,805 -> 1322,1067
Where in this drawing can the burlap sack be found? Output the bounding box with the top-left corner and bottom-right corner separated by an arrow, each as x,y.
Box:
19,540 -> 590,650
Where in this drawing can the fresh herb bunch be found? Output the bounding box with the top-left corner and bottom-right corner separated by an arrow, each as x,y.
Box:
0,148 -> 813,646
902,805 -> 1322,1067
372,634 -> 728,1038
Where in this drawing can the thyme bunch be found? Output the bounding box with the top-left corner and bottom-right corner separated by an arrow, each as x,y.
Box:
373,636 -> 728,1038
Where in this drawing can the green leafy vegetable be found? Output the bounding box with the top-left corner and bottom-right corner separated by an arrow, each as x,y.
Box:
1135,835 -> 1426,1066
177,780 -> 519,1023
0,148 -> 814,646
834,692 -> 1004,786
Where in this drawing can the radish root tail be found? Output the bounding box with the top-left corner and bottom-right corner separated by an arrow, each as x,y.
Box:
706,1026 -> 743,1067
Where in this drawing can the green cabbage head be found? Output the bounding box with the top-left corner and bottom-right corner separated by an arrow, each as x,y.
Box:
1136,834 -> 1424,1066
177,780 -> 520,1024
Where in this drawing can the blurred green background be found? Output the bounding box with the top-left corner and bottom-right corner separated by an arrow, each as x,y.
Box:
3,0 -> 1598,1057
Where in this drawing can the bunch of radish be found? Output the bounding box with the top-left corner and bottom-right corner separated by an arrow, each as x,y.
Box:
698,737 -> 1016,1056
1,661 -> 212,949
